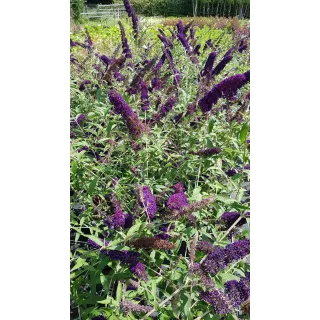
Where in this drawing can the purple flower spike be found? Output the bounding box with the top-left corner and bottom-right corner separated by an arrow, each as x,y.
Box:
176,20 -> 184,34
79,80 -> 91,91
225,274 -> 250,307
76,114 -> 86,124
190,26 -> 195,40
140,80 -> 150,111
173,182 -> 184,193
92,316 -> 106,320
212,55 -> 233,76
132,12 -> 139,39
226,169 -> 237,177
193,44 -> 201,55
217,73 -> 249,100
138,186 -> 157,218
200,289 -> 232,315
85,28 -> 93,48
154,54 -> 166,71
114,71 -> 125,82
87,238 -> 109,250
100,54 -> 111,66
151,77 -> 161,91
108,88 -> 145,139
123,0 -> 133,17
129,262 -> 148,281
118,21 -> 132,59
201,52 -> 217,78
238,40 -> 247,53
167,193 -> 189,211
177,33 -> 191,52
159,97 -> 177,118
198,86 -> 222,113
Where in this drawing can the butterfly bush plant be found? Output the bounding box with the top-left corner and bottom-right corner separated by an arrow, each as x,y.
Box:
70,1 -> 250,319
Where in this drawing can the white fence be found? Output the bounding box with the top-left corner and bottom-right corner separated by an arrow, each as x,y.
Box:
81,4 -> 126,20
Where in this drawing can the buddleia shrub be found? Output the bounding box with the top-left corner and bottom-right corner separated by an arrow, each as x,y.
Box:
70,1 -> 250,319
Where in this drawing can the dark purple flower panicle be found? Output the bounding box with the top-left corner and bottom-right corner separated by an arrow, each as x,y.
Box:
220,212 -> 244,229
100,54 -> 111,66
118,21 -> 132,59
197,241 -> 215,253
200,289 -> 232,315
173,182 -> 184,193
238,40 -> 247,53
204,39 -> 214,51
108,88 -> 134,116
167,193 -> 189,210
186,103 -> 196,116
132,11 -> 139,39
244,70 -> 250,82
216,73 -> 249,99
192,147 -> 221,156
225,275 -> 250,307
155,233 -> 170,240
226,169 -> 237,177
129,262 -> 148,281
212,54 -> 233,76
70,39 -> 77,47
79,80 -> 91,91
173,67 -> 181,86
114,71 -> 125,82
224,239 -> 250,264
176,20 -> 184,34
87,238 -> 109,250
174,112 -> 183,123
123,0 -> 133,17
70,54 -> 77,63
92,316 -> 106,320
190,26 -> 195,40
193,44 -> 201,55
106,250 -> 140,264
123,213 -> 133,229
158,34 -> 172,48
201,52 -> 217,78
138,186 -> 157,218
120,300 -> 153,314
159,223 -> 175,233
165,48 -> 173,65
151,77 -> 161,91
76,114 -> 86,124
159,97 -> 177,118
244,164 -> 250,170
140,80 -> 150,111
154,54 -> 166,71
77,146 -> 89,153
85,28 -> 93,48
198,86 -> 222,112
108,89 -> 146,139
113,209 -> 126,228
177,33 -> 191,52
202,247 -> 226,274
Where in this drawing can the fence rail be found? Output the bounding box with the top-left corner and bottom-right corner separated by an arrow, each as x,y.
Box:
82,4 -> 126,20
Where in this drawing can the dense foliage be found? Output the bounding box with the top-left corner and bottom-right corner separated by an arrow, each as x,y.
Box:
131,0 -> 249,18
70,1 -> 250,319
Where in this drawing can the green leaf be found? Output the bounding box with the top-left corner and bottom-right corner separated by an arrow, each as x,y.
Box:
88,177 -> 98,194
206,138 -> 214,149
208,118 -> 214,133
216,195 -> 236,204
152,280 -> 159,309
126,221 -> 146,239
116,281 -> 122,302
71,257 -> 87,271
239,122 -> 249,143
